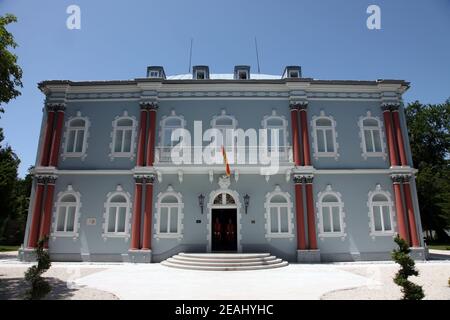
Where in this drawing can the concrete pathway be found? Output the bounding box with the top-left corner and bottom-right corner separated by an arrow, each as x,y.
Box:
74,263 -> 376,300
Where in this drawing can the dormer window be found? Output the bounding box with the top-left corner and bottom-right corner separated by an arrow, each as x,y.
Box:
192,66 -> 209,80
234,65 -> 250,80
283,66 -> 302,79
147,66 -> 166,79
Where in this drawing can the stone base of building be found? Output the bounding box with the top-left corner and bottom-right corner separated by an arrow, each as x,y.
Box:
410,247 -> 427,261
127,249 -> 152,263
296,249 -> 321,263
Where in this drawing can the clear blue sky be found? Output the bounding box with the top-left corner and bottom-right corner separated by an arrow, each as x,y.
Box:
1,0 -> 449,177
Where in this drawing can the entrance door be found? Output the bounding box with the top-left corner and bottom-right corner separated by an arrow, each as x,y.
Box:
211,209 -> 237,252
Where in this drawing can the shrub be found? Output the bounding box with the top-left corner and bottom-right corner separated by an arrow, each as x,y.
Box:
392,235 -> 424,300
24,237 -> 52,300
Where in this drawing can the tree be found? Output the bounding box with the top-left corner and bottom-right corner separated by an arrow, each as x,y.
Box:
0,13 -> 23,112
405,100 -> 450,241
24,237 -> 52,300
392,235 -> 424,300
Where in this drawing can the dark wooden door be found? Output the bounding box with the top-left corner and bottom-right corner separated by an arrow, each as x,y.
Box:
211,209 -> 237,252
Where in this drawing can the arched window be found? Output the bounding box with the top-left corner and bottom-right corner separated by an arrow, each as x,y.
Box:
155,186 -> 184,239
63,112 -> 90,159
211,109 -> 237,148
368,185 -> 395,236
53,185 -> 80,237
103,186 -> 131,238
317,185 -> 346,238
264,186 -> 294,239
311,111 -> 338,159
160,110 -> 185,148
110,111 -> 137,159
262,110 -> 288,158
358,111 -> 386,159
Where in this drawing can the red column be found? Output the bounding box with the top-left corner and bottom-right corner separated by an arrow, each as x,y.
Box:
136,108 -> 148,166
299,106 -> 311,166
40,109 -> 55,166
142,177 -> 154,250
403,180 -> 420,247
294,177 -> 306,250
392,110 -> 408,166
49,108 -> 65,167
382,108 -> 399,166
39,178 -> 56,248
392,176 -> 408,242
290,106 -> 301,166
130,178 -> 143,250
146,105 -> 158,166
305,178 -> 317,250
27,179 -> 45,248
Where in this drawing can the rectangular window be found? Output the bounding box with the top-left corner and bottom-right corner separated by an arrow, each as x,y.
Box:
108,207 -> 116,232
159,207 -> 169,233
332,206 -> 341,232
169,210 -> 178,233
57,207 -> 66,232
66,206 -> 76,232
382,206 -> 392,231
279,207 -> 289,233
270,207 -> 278,233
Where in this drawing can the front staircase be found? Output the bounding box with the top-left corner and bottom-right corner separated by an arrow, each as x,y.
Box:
161,253 -> 288,271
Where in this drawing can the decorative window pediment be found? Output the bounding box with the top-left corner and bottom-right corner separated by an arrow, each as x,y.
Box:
51,185 -> 81,239
358,111 -> 387,160
316,185 -> 346,239
261,109 -> 289,159
311,111 -> 339,160
62,111 -> 90,160
109,111 -> 137,160
367,184 -> 396,238
264,185 -> 294,240
102,185 -> 132,239
154,185 -> 184,240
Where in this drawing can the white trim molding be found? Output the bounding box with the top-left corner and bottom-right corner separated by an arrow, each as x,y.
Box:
316,184 -> 346,240
264,185 -> 294,240
311,110 -> 339,160
62,111 -> 91,161
367,184 -> 396,239
109,110 -> 138,160
206,175 -> 242,252
102,185 -> 132,240
154,185 -> 184,240
358,111 -> 387,160
51,184 -> 81,240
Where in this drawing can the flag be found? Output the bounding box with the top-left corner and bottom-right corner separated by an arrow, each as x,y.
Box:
221,145 -> 231,176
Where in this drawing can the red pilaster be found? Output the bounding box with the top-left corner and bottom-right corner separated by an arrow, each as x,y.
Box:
290,106 -> 301,166
40,109 -> 55,166
403,181 -> 420,247
392,110 -> 408,166
294,178 -> 306,250
136,108 -> 148,166
27,180 -> 45,248
39,179 -> 56,248
146,107 -> 157,166
392,177 -> 408,242
382,109 -> 399,166
299,106 -> 311,166
305,180 -> 317,250
49,109 -> 65,167
142,178 -> 154,250
130,180 -> 143,250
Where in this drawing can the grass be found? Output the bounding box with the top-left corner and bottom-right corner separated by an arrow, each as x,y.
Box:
427,244 -> 450,250
0,245 -> 20,252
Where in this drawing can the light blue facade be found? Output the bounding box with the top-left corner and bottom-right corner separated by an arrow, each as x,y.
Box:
20,68 -> 425,263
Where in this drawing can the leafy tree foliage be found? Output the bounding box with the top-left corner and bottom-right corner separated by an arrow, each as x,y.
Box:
24,237 -> 52,300
405,100 -> 450,241
392,235 -> 424,300
0,14 -> 23,112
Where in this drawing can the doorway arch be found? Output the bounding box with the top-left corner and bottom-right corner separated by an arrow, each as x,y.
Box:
207,188 -> 242,252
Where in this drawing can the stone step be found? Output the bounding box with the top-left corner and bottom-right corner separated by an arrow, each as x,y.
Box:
161,260 -> 289,271
167,257 -> 283,267
171,255 -> 277,263
178,253 -> 271,259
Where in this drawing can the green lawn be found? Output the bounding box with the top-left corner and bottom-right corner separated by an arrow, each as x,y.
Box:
427,244 -> 450,250
0,245 -> 20,252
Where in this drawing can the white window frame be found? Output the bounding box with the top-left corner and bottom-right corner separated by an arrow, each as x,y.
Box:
316,185 -> 346,239
311,111 -> 339,160
62,111 -> 90,160
211,109 -> 238,149
264,185 -> 294,240
154,185 -> 184,240
149,70 -> 160,78
157,110 -> 186,163
367,184 -> 396,238
194,69 -> 206,80
109,111 -> 137,160
51,185 -> 81,239
358,111 -> 387,160
261,109 -> 289,160
102,185 -> 132,239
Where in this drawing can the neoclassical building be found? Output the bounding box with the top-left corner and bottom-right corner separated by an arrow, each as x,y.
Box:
20,65 -> 425,263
